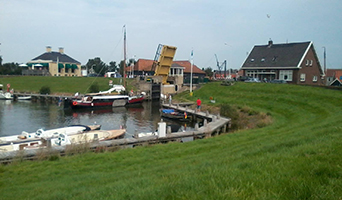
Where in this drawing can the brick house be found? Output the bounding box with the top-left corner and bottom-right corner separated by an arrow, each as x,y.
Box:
24,46 -> 81,76
240,40 -> 324,85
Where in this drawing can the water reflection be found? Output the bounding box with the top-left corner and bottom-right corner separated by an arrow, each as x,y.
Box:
0,100 -> 194,138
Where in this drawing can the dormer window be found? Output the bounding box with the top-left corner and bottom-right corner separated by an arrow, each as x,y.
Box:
261,58 -> 265,62
272,56 -> 277,61
250,58 -> 255,62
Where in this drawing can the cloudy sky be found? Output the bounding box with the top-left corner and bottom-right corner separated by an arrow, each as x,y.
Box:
1,0 -> 341,69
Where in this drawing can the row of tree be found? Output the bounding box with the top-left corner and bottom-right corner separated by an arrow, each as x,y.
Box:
0,56 -> 214,77
0,57 -> 22,75
84,57 -> 136,76
0,56 -> 136,76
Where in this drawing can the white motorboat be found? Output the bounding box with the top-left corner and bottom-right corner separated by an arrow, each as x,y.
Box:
52,129 -> 126,146
0,84 -> 13,100
0,124 -> 101,152
17,96 -> 32,100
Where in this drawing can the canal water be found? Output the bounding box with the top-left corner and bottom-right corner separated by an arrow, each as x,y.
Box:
0,100 -> 192,138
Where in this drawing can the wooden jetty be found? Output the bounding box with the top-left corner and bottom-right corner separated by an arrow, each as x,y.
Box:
13,92 -> 73,102
0,103 -> 231,163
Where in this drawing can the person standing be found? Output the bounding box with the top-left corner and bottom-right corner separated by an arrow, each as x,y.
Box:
196,98 -> 201,112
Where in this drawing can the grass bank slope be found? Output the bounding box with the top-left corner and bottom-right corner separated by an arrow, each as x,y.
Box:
1,82 -> 342,199
0,76 -> 132,94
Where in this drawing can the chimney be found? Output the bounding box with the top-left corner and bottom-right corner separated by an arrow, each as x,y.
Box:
46,46 -> 52,52
268,39 -> 273,47
59,47 -> 64,54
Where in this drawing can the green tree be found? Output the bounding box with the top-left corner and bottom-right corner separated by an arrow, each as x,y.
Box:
203,67 -> 213,77
0,62 -> 21,75
107,61 -> 118,73
85,57 -> 107,76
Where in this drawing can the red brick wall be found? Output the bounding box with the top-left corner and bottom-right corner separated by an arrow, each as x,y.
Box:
297,46 -> 323,86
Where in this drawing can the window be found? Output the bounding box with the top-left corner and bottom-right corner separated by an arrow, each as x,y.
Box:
250,58 -> 255,62
313,76 -> 317,82
261,58 -> 265,62
300,73 -> 306,82
310,60 -> 313,66
279,70 -> 293,81
306,60 -> 309,66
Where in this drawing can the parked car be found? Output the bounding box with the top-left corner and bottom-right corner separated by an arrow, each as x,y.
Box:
244,78 -> 261,83
270,79 -> 287,84
87,73 -> 100,77
237,76 -> 251,82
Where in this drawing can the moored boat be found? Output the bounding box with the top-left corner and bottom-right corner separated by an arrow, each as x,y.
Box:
66,94 -> 129,109
0,124 -> 101,152
65,93 -> 144,109
127,94 -> 145,105
160,109 -> 191,122
0,84 -> 13,100
17,96 -> 32,101
52,128 -> 126,146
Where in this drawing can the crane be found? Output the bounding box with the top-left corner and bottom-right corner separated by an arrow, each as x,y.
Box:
214,54 -> 227,79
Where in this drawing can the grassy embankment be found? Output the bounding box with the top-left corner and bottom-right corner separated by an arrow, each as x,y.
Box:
0,76 -> 134,95
1,80 -> 342,199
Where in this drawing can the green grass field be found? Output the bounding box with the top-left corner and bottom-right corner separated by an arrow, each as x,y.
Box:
0,76 -> 133,94
1,79 -> 342,199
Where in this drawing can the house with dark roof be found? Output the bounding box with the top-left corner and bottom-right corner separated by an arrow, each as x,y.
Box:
240,40 -> 324,85
24,46 -> 81,76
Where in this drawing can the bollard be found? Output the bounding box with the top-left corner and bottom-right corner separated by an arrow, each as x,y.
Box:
203,119 -> 208,127
194,123 -> 199,131
158,122 -> 167,138
167,126 -> 172,135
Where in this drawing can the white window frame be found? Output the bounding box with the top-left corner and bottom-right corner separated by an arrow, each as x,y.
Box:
313,76 -> 317,82
279,70 -> 293,81
300,73 -> 306,82
306,60 -> 309,66
310,60 -> 313,66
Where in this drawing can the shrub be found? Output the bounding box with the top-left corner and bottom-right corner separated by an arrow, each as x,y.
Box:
220,104 -> 240,130
88,83 -> 99,93
39,86 -> 51,94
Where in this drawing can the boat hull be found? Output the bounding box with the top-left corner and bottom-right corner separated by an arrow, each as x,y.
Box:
0,125 -> 101,152
160,109 -> 191,122
0,92 -> 13,100
127,95 -> 144,105
66,95 -> 129,109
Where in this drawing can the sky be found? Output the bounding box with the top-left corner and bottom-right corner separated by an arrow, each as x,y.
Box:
0,0 -> 341,70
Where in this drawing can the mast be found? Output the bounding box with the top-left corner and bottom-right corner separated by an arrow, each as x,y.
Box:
323,46 -> 326,75
190,49 -> 193,95
123,25 -> 127,88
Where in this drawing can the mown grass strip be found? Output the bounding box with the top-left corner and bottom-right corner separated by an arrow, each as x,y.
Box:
0,80 -> 342,199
